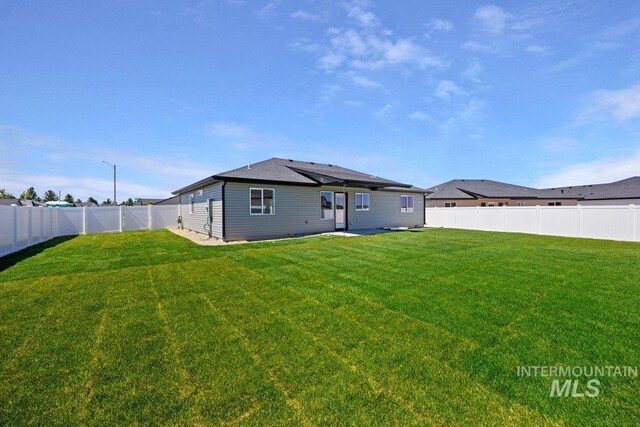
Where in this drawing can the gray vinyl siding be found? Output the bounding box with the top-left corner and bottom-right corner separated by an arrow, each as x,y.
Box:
179,182 -> 223,238
224,182 -> 424,241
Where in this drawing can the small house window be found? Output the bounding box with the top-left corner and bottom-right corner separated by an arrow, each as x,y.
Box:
516,201 -> 525,206
548,201 -> 562,206
189,194 -> 194,214
444,202 -> 456,208
480,202 -> 486,207
401,195 -> 414,213
250,188 -> 275,215
320,191 -> 334,219
355,193 -> 370,211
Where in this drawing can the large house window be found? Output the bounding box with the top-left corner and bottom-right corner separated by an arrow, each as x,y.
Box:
250,188 -> 275,215
355,193 -> 370,211
189,194 -> 195,214
401,195 -> 414,213
320,191 -> 334,219
548,201 -> 562,206
444,202 -> 456,208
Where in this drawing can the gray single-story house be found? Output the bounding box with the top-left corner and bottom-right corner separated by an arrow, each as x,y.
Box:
172,158 -> 426,241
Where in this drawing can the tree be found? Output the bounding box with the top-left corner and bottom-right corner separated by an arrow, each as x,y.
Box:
42,190 -> 58,202
0,188 -> 16,199
75,198 -> 82,203
122,198 -> 134,206
103,198 -> 112,205
20,187 -> 38,200
64,194 -> 74,203
87,197 -> 98,205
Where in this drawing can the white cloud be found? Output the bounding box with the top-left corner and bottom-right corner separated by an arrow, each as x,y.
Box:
255,1 -> 280,20
349,73 -> 381,89
291,10 -> 323,22
408,111 -> 431,121
426,18 -> 453,33
474,5 -> 512,34
374,103 -> 395,121
461,40 -> 495,53
435,80 -> 465,100
535,148 -> 640,188
580,83 -> 640,122
204,121 -> 284,150
461,60 -> 483,84
344,0 -> 379,28
526,44 -> 551,55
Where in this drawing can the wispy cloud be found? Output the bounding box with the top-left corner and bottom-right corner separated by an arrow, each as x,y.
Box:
424,18 -> 453,38
578,83 -> 640,123
205,121 -> 285,150
435,80 -> 466,101
348,73 -> 381,89
255,1 -> 280,20
408,111 -> 432,121
344,0 -> 379,28
291,10 -> 324,23
535,148 -> 640,187
526,44 -> 551,55
474,5 -> 512,34
461,40 -> 496,53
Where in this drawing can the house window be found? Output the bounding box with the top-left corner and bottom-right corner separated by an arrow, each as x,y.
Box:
401,195 -> 414,213
498,202 -> 504,207
480,202 -> 486,207
355,193 -> 370,211
250,188 -> 275,215
516,201 -> 525,206
189,194 -> 195,214
548,201 -> 562,206
444,202 -> 457,208
320,191 -> 334,219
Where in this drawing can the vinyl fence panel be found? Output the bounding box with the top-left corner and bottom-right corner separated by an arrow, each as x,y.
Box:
123,206 -> 151,231
0,206 -> 14,257
86,206 -> 121,234
15,207 -> 30,250
426,205 -> 640,242
151,205 -> 179,229
56,207 -> 84,236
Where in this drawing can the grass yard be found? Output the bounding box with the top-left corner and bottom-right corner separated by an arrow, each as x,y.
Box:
1,229 -> 639,426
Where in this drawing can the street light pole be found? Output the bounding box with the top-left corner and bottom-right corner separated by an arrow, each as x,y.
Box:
102,161 -> 117,205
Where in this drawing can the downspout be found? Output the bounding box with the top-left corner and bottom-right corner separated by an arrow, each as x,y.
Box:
221,181 -> 227,241
423,193 -> 426,227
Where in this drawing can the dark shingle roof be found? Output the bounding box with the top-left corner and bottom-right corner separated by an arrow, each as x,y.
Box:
425,179 -> 544,200
174,158 -> 413,194
540,177 -> 640,200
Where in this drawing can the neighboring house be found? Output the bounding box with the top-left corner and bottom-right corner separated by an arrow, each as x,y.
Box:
541,176 -> 640,205
425,179 -> 577,207
134,198 -> 164,206
426,176 -> 640,207
172,157 -> 426,241
153,196 -> 179,205
0,199 -> 44,207
73,201 -> 98,207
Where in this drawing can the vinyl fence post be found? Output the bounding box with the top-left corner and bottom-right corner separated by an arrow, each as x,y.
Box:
148,204 -> 153,230
477,206 -> 480,230
119,205 -> 124,233
83,206 -> 88,235
40,207 -> 44,242
578,205 -> 583,237
536,205 -> 541,234
502,205 -> 506,231
630,204 -> 636,242
453,206 -> 457,228
27,207 -> 32,246
12,206 -> 18,253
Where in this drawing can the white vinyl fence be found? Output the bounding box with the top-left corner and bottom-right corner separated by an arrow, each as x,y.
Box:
426,205 -> 640,242
0,205 -> 179,258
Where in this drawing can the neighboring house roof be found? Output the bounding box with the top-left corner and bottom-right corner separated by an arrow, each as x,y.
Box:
135,198 -> 164,205
425,179 -> 547,200
0,198 -> 21,206
154,195 -> 179,205
540,176 -> 640,200
173,157 -> 415,194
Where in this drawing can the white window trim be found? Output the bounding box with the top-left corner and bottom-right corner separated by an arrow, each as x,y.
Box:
320,191 -> 334,220
444,202 -> 457,208
401,195 -> 414,213
189,193 -> 195,214
355,192 -> 370,211
249,188 -> 276,215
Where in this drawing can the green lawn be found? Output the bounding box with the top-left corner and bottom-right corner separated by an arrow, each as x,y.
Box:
1,229 -> 639,426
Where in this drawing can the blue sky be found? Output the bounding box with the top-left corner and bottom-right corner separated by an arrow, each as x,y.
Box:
1,0 -> 639,201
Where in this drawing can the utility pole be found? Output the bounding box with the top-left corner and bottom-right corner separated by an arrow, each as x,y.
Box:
102,161 -> 117,205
